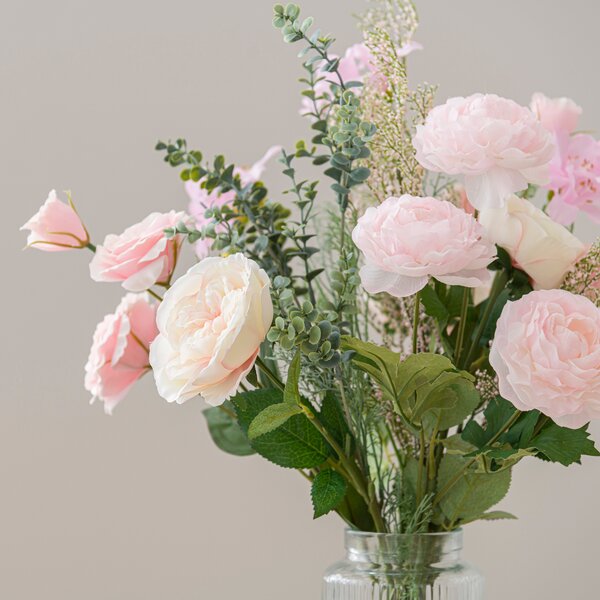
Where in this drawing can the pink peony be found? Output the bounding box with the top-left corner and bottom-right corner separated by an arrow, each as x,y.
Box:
413,94 -> 555,210
185,146 -> 281,258
89,211 -> 187,292
530,92 -> 582,136
490,289 -> 600,429
21,190 -> 89,251
84,293 -> 158,415
546,134 -> 600,225
352,195 -> 496,298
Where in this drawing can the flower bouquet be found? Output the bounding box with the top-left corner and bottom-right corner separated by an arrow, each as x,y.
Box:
22,1 -> 600,598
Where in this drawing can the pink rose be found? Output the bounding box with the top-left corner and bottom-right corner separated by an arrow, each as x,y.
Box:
478,194 -> 586,290
490,289 -> 600,429
149,254 -> 273,406
90,211 -> 187,292
84,293 -> 158,415
413,94 -> 555,210
530,92 -> 582,135
185,146 -> 281,258
21,190 -> 90,252
352,195 -> 496,298
546,134 -> 600,225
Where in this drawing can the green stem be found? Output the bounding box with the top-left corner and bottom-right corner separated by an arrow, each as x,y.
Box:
254,356 -> 285,392
432,410 -> 522,507
461,270 -> 508,370
147,288 -> 164,302
412,291 -> 421,354
85,242 -> 96,252
303,406 -> 386,533
454,287 -> 470,367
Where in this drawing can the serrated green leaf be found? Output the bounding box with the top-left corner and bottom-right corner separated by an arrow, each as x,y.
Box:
436,454 -> 512,527
531,423 -> 600,466
233,389 -> 331,468
311,469 -> 347,518
202,401 -> 255,457
248,402 -> 304,439
320,392 -> 353,452
459,510 -> 517,526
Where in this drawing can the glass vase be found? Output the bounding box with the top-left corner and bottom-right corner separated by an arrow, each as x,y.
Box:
322,530 -> 483,600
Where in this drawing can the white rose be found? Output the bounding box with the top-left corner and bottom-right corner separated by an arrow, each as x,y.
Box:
149,254 -> 273,406
478,194 -> 586,289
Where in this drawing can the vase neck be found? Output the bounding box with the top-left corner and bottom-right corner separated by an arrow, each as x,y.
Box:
345,530 -> 463,569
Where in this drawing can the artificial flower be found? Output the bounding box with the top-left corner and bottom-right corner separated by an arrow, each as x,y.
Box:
352,195 -> 496,298
149,254 -> 273,406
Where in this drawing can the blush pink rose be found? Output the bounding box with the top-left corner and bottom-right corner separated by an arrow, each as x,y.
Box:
185,146 -> 281,258
478,194 -> 586,290
490,289 -> 600,429
90,211 -> 187,292
84,293 -> 158,415
413,94 -> 555,210
530,92 -> 582,135
546,133 -> 600,225
21,190 -> 90,251
352,195 -> 496,298
149,254 -> 273,406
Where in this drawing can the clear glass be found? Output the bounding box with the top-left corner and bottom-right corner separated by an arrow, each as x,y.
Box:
323,530 -> 483,600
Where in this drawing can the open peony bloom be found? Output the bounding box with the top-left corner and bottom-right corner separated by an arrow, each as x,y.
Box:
546,133 -> 600,226
490,289 -> 600,429
186,146 -> 281,258
21,190 -> 89,251
413,93 -> 555,210
530,92 -> 582,136
90,211 -> 187,292
352,195 -> 496,298
478,194 -> 586,289
149,254 -> 273,406
84,293 -> 158,415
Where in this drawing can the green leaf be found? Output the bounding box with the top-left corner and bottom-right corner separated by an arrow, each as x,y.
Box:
320,392 -> 353,452
436,454 -> 512,527
233,389 -> 331,469
248,402 -> 304,439
284,351 -> 302,405
462,396 -> 516,449
419,284 -> 450,327
531,423 -> 600,466
202,401 -> 255,457
459,510 -> 517,526
311,469 -> 348,518
349,167 -> 370,183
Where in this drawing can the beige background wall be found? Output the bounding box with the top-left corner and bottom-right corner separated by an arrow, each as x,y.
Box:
3,1 -> 599,599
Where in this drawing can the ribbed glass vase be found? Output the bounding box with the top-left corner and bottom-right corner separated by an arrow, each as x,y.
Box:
322,530 -> 483,600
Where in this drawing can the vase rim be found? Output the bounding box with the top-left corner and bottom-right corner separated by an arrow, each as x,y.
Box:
345,528 -> 462,538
